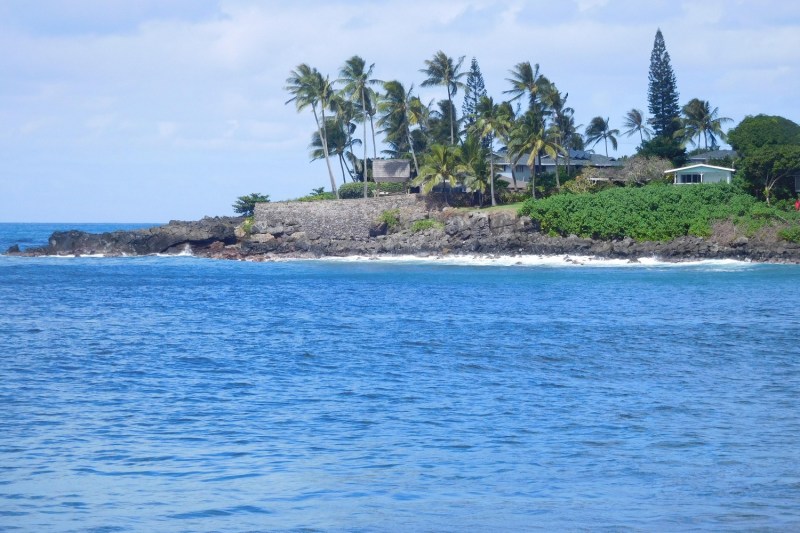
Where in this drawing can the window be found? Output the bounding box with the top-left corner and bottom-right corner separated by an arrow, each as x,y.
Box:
679,173 -> 701,184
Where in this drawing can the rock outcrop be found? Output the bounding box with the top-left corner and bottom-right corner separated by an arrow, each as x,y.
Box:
7,196 -> 800,263
13,217 -> 241,256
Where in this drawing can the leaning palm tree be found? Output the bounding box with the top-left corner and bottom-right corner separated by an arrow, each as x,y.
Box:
622,108 -> 653,144
339,56 -> 381,197
420,51 -> 466,145
285,64 -> 339,197
328,95 -> 359,181
584,116 -> 619,157
412,144 -> 467,205
309,116 -> 361,184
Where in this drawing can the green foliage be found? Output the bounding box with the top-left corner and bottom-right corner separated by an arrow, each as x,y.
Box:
240,216 -> 255,235
727,115 -> 800,154
647,29 -> 680,138
378,209 -> 400,228
778,224 -> 800,243
338,181 -> 375,198
411,219 -> 444,232
518,184 -> 764,241
562,174 -> 595,194
728,115 -> 800,203
637,135 -> 686,167
337,181 -> 406,198
232,193 -> 270,216
296,191 -> 336,202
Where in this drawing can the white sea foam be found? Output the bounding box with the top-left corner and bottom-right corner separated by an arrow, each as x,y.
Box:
311,254 -> 756,270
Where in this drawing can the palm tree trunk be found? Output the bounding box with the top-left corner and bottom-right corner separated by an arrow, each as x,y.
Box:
489,156 -> 496,206
362,92 -> 369,198
407,126 -> 420,176
370,114 -> 378,160
314,105 -> 338,197
603,135 -> 609,157
448,89 -> 455,144
338,154 -> 347,183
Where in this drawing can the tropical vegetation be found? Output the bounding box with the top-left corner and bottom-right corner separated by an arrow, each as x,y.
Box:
275,30 -> 800,243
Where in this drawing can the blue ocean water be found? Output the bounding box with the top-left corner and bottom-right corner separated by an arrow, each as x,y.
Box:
1,224 -> 800,531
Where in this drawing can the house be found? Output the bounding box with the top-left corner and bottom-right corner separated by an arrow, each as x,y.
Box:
687,149 -> 737,164
372,159 -> 411,183
664,163 -> 735,185
496,149 -> 622,190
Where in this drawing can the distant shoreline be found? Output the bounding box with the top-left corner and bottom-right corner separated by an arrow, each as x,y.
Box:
6,197 -> 800,264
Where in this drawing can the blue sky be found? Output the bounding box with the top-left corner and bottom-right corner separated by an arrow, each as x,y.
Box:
1,0 -> 798,222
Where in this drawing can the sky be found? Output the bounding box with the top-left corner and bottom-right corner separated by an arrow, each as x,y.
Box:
1,0 -> 799,222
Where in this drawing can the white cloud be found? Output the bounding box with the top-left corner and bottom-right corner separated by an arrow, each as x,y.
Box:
0,0 -> 798,221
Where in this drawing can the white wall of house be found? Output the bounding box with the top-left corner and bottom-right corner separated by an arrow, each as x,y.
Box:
668,164 -> 734,185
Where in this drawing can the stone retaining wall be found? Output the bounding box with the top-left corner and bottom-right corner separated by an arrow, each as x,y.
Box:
253,195 -> 426,241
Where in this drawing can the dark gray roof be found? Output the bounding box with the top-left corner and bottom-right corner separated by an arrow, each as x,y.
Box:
688,149 -> 738,162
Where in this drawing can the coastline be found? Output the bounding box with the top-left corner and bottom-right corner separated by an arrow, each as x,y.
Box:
6,197 -> 800,265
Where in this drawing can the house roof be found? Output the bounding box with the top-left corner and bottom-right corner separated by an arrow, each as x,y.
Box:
664,163 -> 736,174
373,159 -> 411,182
687,149 -> 738,162
495,149 -> 621,168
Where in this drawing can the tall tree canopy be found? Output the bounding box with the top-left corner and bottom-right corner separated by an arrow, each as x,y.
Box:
461,57 -> 487,131
728,115 -> 800,203
647,29 -> 680,138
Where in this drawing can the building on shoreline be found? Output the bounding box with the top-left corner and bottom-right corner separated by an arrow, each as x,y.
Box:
664,164 -> 735,185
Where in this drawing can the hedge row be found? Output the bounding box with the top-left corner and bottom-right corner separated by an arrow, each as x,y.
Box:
518,184 -> 786,241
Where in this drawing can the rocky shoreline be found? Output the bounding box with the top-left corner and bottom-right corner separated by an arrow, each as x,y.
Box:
6,196 -> 800,264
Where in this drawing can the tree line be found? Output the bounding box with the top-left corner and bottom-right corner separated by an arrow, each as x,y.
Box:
282,29 -> 797,206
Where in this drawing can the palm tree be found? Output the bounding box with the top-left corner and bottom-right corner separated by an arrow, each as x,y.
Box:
378,80 -> 426,176
510,111 -> 562,199
459,134 -> 487,206
309,116 -> 361,184
412,144 -> 467,205
622,108 -> 653,144
505,62 -> 548,116
285,64 -> 339,197
678,98 -> 732,149
328,95 -> 359,181
540,83 -> 572,188
471,96 -> 511,206
584,116 -> 619,157
420,51 -> 466,145
494,101 -> 519,190
339,55 -> 381,197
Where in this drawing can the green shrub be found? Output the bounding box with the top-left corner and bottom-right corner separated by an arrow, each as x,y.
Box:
411,219 -> 443,233
338,181 -> 407,198
778,224 -> 800,243
378,209 -> 400,228
232,193 -> 270,216
240,216 -> 255,235
296,192 -> 336,202
338,182 -> 375,198
518,183 -> 770,241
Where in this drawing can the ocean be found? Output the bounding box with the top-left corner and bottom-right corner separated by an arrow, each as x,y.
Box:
1,223 -> 799,531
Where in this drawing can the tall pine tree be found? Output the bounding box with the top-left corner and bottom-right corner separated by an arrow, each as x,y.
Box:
461,57 -> 487,130
647,29 -> 680,138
